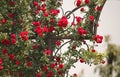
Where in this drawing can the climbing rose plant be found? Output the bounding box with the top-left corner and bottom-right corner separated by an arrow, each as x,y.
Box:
0,0 -> 106,77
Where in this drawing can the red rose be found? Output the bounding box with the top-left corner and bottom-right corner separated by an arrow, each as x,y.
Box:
20,31 -> 29,41
80,7 -> 85,12
56,40 -> 61,46
50,9 -> 60,16
50,63 -> 55,68
37,72 -> 41,77
33,1 -> 38,6
11,39 -> 16,44
0,66 -> 3,70
85,0 -> 90,4
80,58 -> 85,63
44,49 -> 52,56
75,16 -> 83,23
48,26 -> 55,32
58,16 -> 68,28
44,12 -> 49,17
10,34 -> 16,39
16,60 -> 21,66
89,15 -> 95,21
42,26 -> 48,32
26,61 -> 32,67
2,48 -> 8,55
59,63 -> 64,69
78,27 -> 87,35
1,39 -> 10,45
33,44 -> 37,50
32,21 -> 41,26
34,27 -> 43,37
1,19 -> 6,24
9,13 -> 14,18
9,53 -> 15,60
91,49 -> 96,52
76,0 -> 82,7
94,35 -> 103,43
96,6 -> 102,11
56,57 -> 60,62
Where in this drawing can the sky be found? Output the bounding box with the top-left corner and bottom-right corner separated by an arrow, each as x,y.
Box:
62,0 -> 120,77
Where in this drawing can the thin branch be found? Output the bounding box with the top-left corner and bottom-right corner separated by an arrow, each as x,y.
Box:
54,40 -> 71,57
66,4 -> 85,18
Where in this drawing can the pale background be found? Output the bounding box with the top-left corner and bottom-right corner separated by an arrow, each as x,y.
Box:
62,0 -> 120,77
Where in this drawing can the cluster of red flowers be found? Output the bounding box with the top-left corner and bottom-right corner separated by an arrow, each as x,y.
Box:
20,31 -> 29,41
77,27 -> 87,36
0,0 -> 105,76
75,16 -> 83,24
76,0 -> 90,7
58,16 -> 68,28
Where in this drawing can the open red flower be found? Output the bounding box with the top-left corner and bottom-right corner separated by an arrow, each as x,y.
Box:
16,60 -> 21,66
56,40 -> 61,46
9,53 -> 15,60
1,39 -> 10,45
80,7 -> 85,12
20,31 -> 29,41
44,49 -> 52,56
11,39 -> 17,44
50,63 -> 56,68
10,34 -> 16,39
59,63 -> 64,69
85,0 -> 90,4
33,1 -> 38,6
50,9 -> 60,16
58,16 -> 68,28
33,44 -> 37,50
76,0 -> 82,7
34,27 -> 43,37
26,61 -> 32,67
78,27 -> 87,35
32,21 -> 41,26
75,16 -> 83,23
94,35 -> 103,43
96,6 -> 102,11
0,66 -> 3,70
1,19 -> 6,24
89,15 -> 94,21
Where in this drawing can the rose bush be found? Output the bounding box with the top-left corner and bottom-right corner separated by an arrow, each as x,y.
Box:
0,0 -> 106,77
